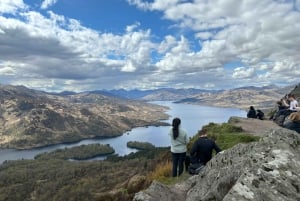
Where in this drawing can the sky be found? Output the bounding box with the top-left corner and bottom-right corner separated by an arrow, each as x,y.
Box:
0,0 -> 299,92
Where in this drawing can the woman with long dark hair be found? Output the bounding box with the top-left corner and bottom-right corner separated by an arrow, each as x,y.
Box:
169,117 -> 188,177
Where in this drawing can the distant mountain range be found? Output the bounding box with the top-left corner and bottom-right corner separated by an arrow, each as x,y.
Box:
87,84 -> 297,110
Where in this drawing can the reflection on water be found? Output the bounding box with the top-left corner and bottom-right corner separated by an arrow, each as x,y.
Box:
0,101 -> 246,163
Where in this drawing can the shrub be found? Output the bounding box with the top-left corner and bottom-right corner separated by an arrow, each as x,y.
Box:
148,160 -> 172,182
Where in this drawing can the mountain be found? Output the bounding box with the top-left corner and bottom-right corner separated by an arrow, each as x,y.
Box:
97,88 -> 220,101
175,85 -> 296,110
0,85 -> 168,149
99,85 -> 296,110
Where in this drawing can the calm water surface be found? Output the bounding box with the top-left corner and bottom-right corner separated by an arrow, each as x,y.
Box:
0,102 -> 246,163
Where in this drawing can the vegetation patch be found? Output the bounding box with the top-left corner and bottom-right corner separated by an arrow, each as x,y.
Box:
0,147 -> 170,201
127,141 -> 155,150
35,144 -> 115,160
187,122 -> 260,151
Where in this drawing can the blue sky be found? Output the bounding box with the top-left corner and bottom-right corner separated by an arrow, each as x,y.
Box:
0,0 -> 299,92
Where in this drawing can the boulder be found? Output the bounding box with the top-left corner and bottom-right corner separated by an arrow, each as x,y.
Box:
133,128 -> 300,201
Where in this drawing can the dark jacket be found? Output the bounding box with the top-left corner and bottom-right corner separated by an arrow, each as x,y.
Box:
190,137 -> 221,165
247,109 -> 256,118
256,110 -> 264,120
283,120 -> 300,133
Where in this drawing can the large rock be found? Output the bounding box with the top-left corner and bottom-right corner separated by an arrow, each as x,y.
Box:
133,128 -> 300,201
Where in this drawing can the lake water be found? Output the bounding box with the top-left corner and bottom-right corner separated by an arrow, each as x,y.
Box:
0,102 -> 246,164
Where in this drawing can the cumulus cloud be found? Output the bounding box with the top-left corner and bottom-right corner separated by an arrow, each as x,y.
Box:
0,0 -> 27,14
0,0 -> 299,91
129,0 -> 300,88
232,67 -> 255,79
41,0 -> 58,10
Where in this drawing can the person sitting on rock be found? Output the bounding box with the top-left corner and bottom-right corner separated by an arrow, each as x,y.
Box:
273,94 -> 298,126
247,106 -> 257,119
256,109 -> 264,120
282,94 -> 298,114
283,111 -> 300,133
190,129 -> 221,166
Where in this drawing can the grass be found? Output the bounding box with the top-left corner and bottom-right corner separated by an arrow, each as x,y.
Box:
187,122 -> 260,151
148,160 -> 190,185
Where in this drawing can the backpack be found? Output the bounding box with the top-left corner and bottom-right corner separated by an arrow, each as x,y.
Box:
188,163 -> 204,175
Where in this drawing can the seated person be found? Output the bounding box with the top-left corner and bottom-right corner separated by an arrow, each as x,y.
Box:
283,112 -> 300,133
247,106 -> 256,119
281,94 -> 298,114
256,110 -> 264,120
190,130 -> 221,165
274,94 -> 299,125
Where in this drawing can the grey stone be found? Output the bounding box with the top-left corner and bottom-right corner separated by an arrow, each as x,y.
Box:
133,128 -> 300,201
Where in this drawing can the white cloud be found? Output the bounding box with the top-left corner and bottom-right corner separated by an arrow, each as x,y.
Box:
121,61 -> 136,72
195,32 -> 214,40
0,0 -> 299,91
126,22 -> 141,32
41,0 -> 58,10
0,0 -> 27,14
232,67 -> 255,79
129,0 -> 300,88
0,66 -> 15,76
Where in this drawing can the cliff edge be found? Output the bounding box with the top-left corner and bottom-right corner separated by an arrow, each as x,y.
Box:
134,126 -> 300,201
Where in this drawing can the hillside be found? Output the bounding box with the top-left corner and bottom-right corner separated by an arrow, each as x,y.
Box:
0,147 -> 170,201
0,85 -> 168,149
289,83 -> 300,98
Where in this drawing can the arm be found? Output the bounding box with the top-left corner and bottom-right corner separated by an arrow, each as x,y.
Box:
190,140 -> 198,156
213,142 -> 222,153
282,99 -> 289,107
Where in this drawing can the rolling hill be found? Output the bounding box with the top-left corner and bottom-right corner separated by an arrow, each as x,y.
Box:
0,85 -> 168,149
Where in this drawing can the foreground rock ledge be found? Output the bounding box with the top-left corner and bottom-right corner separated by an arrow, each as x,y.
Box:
134,128 -> 300,201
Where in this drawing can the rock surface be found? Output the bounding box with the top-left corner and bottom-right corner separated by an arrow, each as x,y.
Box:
228,116 -> 280,137
133,128 -> 300,201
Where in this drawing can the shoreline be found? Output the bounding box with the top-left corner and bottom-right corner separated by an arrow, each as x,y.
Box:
0,121 -> 170,150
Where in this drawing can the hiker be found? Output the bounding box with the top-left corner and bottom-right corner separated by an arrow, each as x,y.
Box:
275,94 -> 298,118
287,94 -> 298,114
256,109 -> 264,120
190,129 -> 221,166
283,112 -> 300,133
247,106 -> 256,118
169,117 -> 188,177
273,94 -> 299,126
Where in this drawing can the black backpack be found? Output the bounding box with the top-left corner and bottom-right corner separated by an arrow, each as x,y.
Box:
188,163 -> 204,175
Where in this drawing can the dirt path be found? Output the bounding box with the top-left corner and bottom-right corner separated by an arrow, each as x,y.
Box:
228,116 -> 280,137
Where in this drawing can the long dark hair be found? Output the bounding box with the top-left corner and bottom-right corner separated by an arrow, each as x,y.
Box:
172,118 -> 181,139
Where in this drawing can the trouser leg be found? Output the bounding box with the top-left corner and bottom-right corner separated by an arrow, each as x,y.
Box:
178,152 -> 186,176
172,153 -> 179,177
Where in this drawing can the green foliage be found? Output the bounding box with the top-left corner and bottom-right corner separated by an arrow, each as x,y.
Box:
127,141 -> 155,150
0,147 -> 169,201
35,144 -> 115,160
187,123 -> 260,151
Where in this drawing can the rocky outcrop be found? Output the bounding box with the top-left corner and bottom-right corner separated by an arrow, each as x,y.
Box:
134,128 -> 300,201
